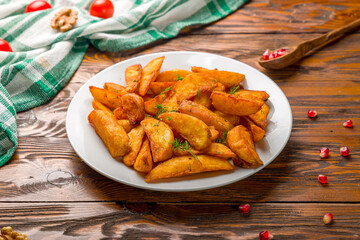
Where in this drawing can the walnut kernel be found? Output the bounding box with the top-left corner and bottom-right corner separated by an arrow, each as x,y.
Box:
51,8 -> 78,32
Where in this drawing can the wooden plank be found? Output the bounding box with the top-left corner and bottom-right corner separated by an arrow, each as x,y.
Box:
0,202 -> 359,239
197,0 -> 360,34
0,136 -> 358,202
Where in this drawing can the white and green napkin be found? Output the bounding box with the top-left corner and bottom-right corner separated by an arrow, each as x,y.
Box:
0,0 -> 247,165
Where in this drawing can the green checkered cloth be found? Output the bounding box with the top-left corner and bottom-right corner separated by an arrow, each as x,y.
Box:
0,0 -> 247,166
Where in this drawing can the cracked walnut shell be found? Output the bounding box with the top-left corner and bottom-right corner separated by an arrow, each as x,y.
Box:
51,8 -> 78,32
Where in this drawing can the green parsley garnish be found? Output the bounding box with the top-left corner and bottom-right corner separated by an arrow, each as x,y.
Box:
160,85 -> 174,95
215,131 -> 228,145
154,121 -> 160,127
166,117 -> 172,120
196,89 -> 201,97
172,138 -> 198,159
229,85 -> 240,94
154,103 -> 168,119
177,74 -> 184,80
133,79 -> 137,82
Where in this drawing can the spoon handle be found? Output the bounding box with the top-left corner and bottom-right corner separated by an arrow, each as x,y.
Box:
299,18 -> 360,54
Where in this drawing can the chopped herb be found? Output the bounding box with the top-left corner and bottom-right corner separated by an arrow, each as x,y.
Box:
215,131 -> 228,145
169,110 -> 177,112
160,85 -> 174,95
133,79 -> 137,82
177,74 -> 184,80
167,117 -> 172,120
196,89 -> 201,97
137,67 -> 140,71
154,121 -> 160,127
154,103 -> 168,119
172,138 -> 198,159
216,151 -> 220,154
212,79 -> 216,83
229,85 -> 240,94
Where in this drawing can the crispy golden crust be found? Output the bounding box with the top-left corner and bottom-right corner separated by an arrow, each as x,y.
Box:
123,126 -> 145,166
120,93 -> 145,124
191,66 -> 245,88
139,57 -> 164,96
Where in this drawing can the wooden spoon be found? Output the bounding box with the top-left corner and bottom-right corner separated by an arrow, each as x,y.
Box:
258,18 -> 360,69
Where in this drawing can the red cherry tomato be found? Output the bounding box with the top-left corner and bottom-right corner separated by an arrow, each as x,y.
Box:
25,0 -> 52,13
0,39 -> 12,52
89,0 -> 114,19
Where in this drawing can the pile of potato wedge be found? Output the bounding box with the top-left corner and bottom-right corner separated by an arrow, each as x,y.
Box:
88,56 -> 270,182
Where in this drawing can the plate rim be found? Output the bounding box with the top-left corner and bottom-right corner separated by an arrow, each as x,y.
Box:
66,50 -> 293,192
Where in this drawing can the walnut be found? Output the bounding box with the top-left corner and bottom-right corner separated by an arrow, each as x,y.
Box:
51,8 -> 78,32
0,226 -> 28,240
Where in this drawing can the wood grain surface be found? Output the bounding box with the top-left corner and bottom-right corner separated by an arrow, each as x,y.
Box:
1,0 -> 360,239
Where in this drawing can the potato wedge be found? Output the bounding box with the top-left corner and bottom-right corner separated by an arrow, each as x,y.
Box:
173,146 -> 201,156
133,138 -> 153,173
140,117 -> 174,162
139,56 -> 165,96
241,117 -> 266,142
213,110 -> 241,126
92,100 -> 112,114
117,119 -> 135,133
235,90 -> 269,101
214,82 -> 226,92
104,82 -> 128,95
125,64 -> 142,93
89,86 -> 122,110
113,106 -> 127,120
144,92 -> 170,116
156,69 -> 191,82
171,73 -> 218,103
211,91 -> 264,116
248,104 -> 269,129
193,92 -> 212,108
209,126 -> 219,141
179,100 -> 233,132
205,143 -> 236,159
161,94 -> 179,112
123,125 -> 145,166
145,155 -> 234,182
191,66 -> 245,88
158,112 -> 211,150
88,110 -> 129,158
232,157 -> 251,168
149,82 -> 176,95
227,125 -> 263,167
120,93 -> 145,124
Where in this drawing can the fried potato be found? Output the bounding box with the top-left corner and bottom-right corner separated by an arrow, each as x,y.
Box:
113,106 -> 127,120
149,82 -> 176,95
241,117 -> 266,142
179,100 -> 233,132
173,146 -> 200,156
88,110 -> 129,158
191,66 -> 245,88
133,138 -> 153,173
125,64 -> 142,93
145,155 -> 234,182
123,125 -> 145,166
117,119 -> 135,133
232,157 -> 251,168
143,94 -> 155,102
89,86 -> 122,110
248,104 -> 269,129
158,112 -> 211,150
120,93 -> 145,124
235,90 -> 269,101
205,143 -> 236,159
171,73 -> 218,103
211,91 -> 264,116
144,92 -> 170,116
209,126 -> 219,141
140,117 -> 174,162
104,82 -> 128,95
156,69 -> 191,82
139,56 -> 165,96
213,110 -> 241,126
214,82 -> 226,92
227,125 -> 263,167
193,92 -> 212,108
161,94 -> 179,112
92,100 -> 112,114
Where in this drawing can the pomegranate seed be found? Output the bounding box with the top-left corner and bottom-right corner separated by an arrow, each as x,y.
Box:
262,49 -> 271,60
259,231 -> 273,240
343,120 -> 353,128
277,48 -> 287,53
319,147 -> 329,159
238,204 -> 250,214
323,213 -> 333,225
318,174 -> 327,184
307,110 -> 317,118
340,146 -> 350,156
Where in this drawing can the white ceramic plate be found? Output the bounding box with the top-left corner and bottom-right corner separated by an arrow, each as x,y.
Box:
66,51 -> 292,192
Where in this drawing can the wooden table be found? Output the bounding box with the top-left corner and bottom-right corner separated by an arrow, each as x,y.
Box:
1,0 -> 359,239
